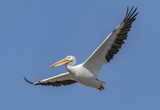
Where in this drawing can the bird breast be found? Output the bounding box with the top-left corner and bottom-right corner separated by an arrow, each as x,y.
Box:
67,64 -> 96,80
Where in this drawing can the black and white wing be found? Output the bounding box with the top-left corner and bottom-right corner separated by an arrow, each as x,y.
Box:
83,6 -> 138,76
24,72 -> 77,87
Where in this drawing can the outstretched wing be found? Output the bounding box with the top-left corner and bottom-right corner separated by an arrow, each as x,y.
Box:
83,6 -> 138,76
24,72 -> 77,87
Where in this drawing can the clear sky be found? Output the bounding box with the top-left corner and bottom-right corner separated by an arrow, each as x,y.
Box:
0,0 -> 160,110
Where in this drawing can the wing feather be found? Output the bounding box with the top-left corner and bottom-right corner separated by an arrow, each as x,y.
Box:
24,72 -> 77,87
83,6 -> 138,76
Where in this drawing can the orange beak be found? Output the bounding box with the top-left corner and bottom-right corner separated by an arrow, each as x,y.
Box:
50,57 -> 71,68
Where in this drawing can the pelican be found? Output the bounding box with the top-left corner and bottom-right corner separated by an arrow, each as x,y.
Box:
24,6 -> 138,91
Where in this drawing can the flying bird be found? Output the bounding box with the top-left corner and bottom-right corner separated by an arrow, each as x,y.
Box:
24,6 -> 138,91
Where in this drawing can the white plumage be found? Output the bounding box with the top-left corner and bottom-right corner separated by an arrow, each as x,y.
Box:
24,6 -> 138,91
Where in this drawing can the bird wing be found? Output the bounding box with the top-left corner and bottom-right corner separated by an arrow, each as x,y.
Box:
83,6 -> 138,76
24,72 -> 77,87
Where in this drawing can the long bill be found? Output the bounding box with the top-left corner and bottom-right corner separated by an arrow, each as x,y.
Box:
50,57 -> 71,68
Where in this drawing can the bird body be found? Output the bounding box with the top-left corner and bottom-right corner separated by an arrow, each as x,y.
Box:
66,62 -> 102,89
24,6 -> 138,91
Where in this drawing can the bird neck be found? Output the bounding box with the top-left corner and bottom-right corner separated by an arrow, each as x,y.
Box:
65,63 -> 75,73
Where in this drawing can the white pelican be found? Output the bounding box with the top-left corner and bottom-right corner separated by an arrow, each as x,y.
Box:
24,6 -> 138,91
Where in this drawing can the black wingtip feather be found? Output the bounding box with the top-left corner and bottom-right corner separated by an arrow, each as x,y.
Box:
128,7 -> 137,19
125,6 -> 134,19
105,6 -> 138,62
34,80 -> 77,87
125,6 -> 129,18
131,12 -> 139,20
24,76 -> 34,84
124,6 -> 138,21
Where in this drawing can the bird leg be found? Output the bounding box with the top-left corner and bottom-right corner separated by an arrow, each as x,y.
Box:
97,83 -> 104,91
96,78 -> 104,91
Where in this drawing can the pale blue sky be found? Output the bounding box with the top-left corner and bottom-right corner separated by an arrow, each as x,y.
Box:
0,0 -> 160,110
